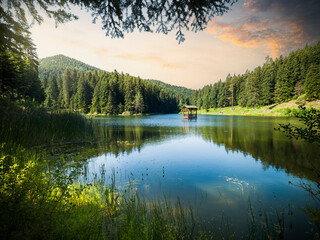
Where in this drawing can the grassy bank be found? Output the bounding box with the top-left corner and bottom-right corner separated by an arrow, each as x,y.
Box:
1,143 -> 292,240
197,100 -> 320,117
0,98 -> 94,147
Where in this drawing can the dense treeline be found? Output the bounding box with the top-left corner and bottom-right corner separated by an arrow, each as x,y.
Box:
42,68 -> 185,114
192,43 -> 320,109
1,49 -> 192,114
0,42 -> 44,103
146,79 -> 194,106
38,55 -> 193,114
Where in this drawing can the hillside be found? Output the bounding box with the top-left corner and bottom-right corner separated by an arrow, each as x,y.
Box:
197,100 -> 320,116
192,42 -> 320,110
39,55 -> 101,80
38,55 -> 196,114
39,55 -> 194,103
146,79 -> 194,100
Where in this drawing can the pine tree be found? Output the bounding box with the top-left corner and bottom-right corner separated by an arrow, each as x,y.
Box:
105,93 -> 115,114
233,74 -> 244,106
260,60 -> 276,105
217,82 -> 229,108
22,58 -> 44,102
91,80 -> 102,113
210,84 -> 219,108
229,76 -> 234,108
56,75 -> 64,108
44,75 -> 59,108
124,76 -> 134,112
62,68 -> 72,108
202,92 -> 211,110
275,63 -> 294,102
75,73 -> 91,113
305,64 -> 320,100
70,68 -> 78,96
41,76 -> 49,90
134,91 -> 144,114
245,67 -> 261,107
294,81 -> 305,97
118,102 -> 124,114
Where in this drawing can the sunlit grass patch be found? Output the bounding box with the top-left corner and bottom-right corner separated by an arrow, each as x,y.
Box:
197,100 -> 320,117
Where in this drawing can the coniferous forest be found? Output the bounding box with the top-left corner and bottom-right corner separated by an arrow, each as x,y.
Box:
39,55 -> 195,114
1,52 -> 192,114
2,42 -> 319,115
41,67 -> 177,114
192,42 -> 320,110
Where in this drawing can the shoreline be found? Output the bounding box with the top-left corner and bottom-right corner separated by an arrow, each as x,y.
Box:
84,100 -> 320,117
196,100 -> 320,117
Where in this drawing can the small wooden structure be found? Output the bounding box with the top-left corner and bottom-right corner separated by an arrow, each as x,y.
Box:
182,105 -> 198,119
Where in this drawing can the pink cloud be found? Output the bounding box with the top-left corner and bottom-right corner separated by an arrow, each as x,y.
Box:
205,15 -> 306,58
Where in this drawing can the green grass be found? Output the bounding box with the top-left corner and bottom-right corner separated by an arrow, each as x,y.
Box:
0,98 -> 94,147
0,143 -> 291,239
197,100 -> 320,117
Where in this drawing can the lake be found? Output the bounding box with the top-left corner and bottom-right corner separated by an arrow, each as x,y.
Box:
78,114 -> 319,239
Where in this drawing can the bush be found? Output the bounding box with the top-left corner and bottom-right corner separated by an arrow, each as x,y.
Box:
295,94 -> 306,106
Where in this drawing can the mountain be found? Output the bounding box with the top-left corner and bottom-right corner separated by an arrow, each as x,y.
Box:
39,54 -> 194,101
39,55 -> 101,80
146,79 -> 194,100
39,54 -> 195,113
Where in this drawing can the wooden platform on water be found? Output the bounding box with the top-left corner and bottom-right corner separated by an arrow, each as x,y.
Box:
182,105 -> 198,119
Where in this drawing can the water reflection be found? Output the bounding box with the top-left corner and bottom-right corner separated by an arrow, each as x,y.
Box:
68,114 -> 319,239
89,114 -> 319,182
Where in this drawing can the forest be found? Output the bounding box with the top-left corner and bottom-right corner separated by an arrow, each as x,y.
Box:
192,42 -> 320,110
2,42 -> 319,115
40,55 -> 194,114
1,52 -> 193,114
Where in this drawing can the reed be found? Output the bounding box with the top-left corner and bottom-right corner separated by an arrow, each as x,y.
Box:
0,98 -> 94,147
0,142 -> 293,240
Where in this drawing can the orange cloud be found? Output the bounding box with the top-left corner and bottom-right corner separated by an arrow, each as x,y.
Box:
243,0 -> 257,11
205,16 -> 306,58
113,54 -> 185,70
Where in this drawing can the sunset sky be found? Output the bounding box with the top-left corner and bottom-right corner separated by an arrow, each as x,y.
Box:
31,0 -> 320,89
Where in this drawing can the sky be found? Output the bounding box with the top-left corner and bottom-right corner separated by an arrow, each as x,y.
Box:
30,0 -> 320,89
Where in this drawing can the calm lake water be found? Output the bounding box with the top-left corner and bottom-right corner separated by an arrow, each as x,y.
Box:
79,114 -> 319,239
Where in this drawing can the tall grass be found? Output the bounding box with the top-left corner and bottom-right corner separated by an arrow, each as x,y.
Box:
0,140 -> 294,239
0,141 -> 197,239
0,98 -> 94,147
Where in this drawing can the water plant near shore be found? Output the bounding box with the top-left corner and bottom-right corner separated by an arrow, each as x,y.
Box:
0,98 -> 94,147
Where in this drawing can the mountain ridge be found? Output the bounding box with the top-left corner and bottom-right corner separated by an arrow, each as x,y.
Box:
38,54 -> 194,97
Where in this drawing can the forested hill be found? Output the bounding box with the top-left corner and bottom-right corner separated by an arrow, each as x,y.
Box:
39,55 -> 195,102
39,55 -> 193,114
146,79 -> 194,100
192,42 -> 320,109
39,55 -> 101,80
